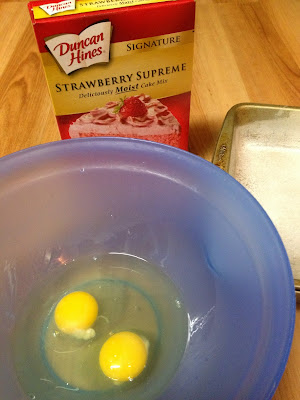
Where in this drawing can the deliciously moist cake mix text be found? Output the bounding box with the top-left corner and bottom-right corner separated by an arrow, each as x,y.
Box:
28,0 -> 195,149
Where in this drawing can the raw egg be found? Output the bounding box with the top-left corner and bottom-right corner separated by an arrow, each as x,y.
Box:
54,291 -> 98,339
99,331 -> 148,382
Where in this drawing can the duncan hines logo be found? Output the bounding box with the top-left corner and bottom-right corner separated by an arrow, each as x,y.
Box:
39,0 -> 76,16
45,21 -> 112,74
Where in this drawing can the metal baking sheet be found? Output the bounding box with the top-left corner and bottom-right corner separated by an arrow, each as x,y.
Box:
213,103 -> 300,301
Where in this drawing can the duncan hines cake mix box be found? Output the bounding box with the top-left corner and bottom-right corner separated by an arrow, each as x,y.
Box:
28,0 -> 195,150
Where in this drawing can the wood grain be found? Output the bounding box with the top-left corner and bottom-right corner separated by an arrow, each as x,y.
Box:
0,2 -> 60,156
189,0 -> 300,158
0,1 -> 299,399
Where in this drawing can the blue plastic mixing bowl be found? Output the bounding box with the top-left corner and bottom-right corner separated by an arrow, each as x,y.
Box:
0,138 -> 295,400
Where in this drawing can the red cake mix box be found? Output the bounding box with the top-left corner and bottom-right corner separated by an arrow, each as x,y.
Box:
28,0 -> 195,150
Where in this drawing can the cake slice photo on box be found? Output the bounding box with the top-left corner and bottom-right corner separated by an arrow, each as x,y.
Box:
28,0 -> 195,150
69,94 -> 181,147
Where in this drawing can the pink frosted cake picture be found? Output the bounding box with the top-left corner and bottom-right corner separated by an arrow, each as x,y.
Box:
69,94 -> 181,147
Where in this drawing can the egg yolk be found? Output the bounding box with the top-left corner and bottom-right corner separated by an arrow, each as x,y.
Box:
54,291 -> 98,339
99,331 -> 148,382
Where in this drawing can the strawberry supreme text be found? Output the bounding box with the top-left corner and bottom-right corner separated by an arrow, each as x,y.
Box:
55,63 -> 187,92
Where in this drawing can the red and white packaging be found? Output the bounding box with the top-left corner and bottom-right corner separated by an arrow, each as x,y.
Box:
28,0 -> 195,150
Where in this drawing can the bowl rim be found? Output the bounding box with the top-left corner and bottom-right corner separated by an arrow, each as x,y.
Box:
0,137 -> 296,399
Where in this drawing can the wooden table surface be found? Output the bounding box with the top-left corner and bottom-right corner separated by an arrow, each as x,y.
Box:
0,0 -> 299,398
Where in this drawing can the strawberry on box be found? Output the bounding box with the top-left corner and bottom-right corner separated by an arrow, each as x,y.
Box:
119,97 -> 147,120
28,0 -> 195,150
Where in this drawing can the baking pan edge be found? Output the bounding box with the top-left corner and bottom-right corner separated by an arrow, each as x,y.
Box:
212,103 -> 300,302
